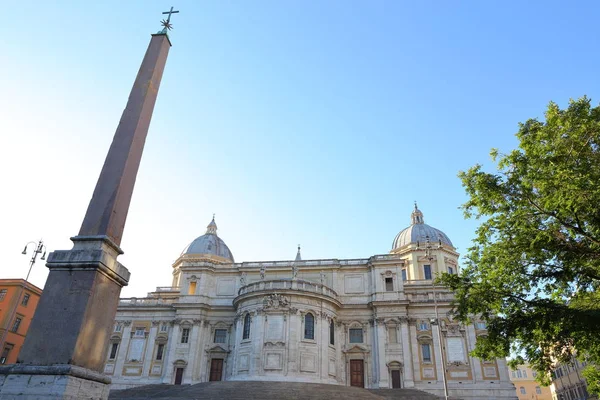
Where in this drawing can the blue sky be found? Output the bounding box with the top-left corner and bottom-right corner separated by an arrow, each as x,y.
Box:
2,1 -> 599,296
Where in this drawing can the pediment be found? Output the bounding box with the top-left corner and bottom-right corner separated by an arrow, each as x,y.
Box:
343,344 -> 368,353
205,345 -> 229,354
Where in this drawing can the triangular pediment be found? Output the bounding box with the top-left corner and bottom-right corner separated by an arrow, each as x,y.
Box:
206,345 -> 229,354
343,344 -> 368,353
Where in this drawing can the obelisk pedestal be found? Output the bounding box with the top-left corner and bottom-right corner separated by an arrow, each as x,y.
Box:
0,30 -> 172,400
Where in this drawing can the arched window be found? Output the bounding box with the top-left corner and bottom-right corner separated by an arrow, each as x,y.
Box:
243,314 -> 251,340
329,320 -> 335,345
304,313 -> 315,340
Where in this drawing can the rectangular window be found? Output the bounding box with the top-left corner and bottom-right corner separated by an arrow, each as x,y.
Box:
349,328 -> 363,343
11,317 -> 22,333
181,328 -> 190,344
160,324 -> 168,332
522,369 -> 528,378
421,343 -> 432,362
520,387 -> 526,395
517,370 -> 522,378
424,264 -> 432,280
388,326 -> 397,343
447,266 -> 454,275
329,321 -> 335,345
0,289 -> 6,301
156,343 -> 165,360
475,322 -> 487,330
401,269 -> 407,281
511,370 -> 517,378
214,329 -> 227,343
134,327 -> 145,337
0,345 -> 13,364
109,343 -> 119,360
532,371 -> 537,378
536,387 -> 542,395
418,321 -> 429,331
385,277 -> 394,291
188,281 -> 197,295
21,293 -> 30,306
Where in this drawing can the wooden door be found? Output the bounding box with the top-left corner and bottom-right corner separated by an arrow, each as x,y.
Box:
391,370 -> 401,388
350,360 -> 364,387
209,358 -> 224,381
174,367 -> 184,385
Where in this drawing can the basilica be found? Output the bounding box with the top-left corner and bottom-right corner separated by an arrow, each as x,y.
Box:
105,206 -> 516,399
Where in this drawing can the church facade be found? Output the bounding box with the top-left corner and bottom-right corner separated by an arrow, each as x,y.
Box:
105,206 -> 516,399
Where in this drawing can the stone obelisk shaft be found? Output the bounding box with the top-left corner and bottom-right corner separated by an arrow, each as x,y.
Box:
79,34 -> 171,246
0,32 -> 172,400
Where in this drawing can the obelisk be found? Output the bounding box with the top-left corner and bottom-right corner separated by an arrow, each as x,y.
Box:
0,10 -> 177,399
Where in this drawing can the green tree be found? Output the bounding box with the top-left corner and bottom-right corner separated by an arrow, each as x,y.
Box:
440,97 -> 600,389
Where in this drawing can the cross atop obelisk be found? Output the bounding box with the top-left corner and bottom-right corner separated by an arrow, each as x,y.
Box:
0,11 -> 177,400
160,6 -> 179,33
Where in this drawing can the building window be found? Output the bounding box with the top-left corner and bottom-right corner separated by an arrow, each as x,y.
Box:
447,266 -> 454,275
401,269 -> 407,281
214,329 -> 227,343
329,320 -> 335,345
475,321 -> 487,330
304,313 -> 315,340
418,321 -> 429,331
188,281 -> 197,295
11,317 -> 22,333
520,387 -> 526,395
385,277 -> 394,291
349,328 -> 363,343
388,326 -> 398,343
160,324 -> 168,332
156,343 -> 165,360
511,370 -> 517,378
421,343 -> 432,362
114,324 -> 122,332
0,289 -> 6,301
424,264 -> 432,280
181,328 -> 190,344
522,369 -> 528,378
517,369 -> 522,378
1,345 -> 13,364
109,343 -> 119,360
134,327 -> 145,337
21,293 -> 30,306
532,371 -> 537,378
243,314 -> 251,340
536,386 -> 542,395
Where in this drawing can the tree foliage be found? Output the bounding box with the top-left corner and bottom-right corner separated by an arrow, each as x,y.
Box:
439,97 -> 600,389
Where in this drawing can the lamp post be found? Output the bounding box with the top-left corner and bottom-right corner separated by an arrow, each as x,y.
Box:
0,240 -> 47,358
425,235 -> 449,400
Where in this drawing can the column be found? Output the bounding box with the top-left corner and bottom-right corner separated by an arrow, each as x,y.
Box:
162,321 -> 180,383
377,320 -> 388,388
466,324 -> 483,382
184,320 -> 202,382
250,311 -> 264,375
142,323 -> 159,376
320,313 -> 329,382
409,323 -> 421,382
400,319 -> 415,387
114,322 -> 133,377
432,324 -> 445,385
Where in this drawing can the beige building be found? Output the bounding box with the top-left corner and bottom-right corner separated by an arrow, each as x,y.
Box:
509,364 -> 552,400
550,359 -> 596,400
105,206 -> 517,399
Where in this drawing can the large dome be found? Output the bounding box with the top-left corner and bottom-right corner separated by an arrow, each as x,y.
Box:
181,217 -> 235,262
392,205 -> 453,250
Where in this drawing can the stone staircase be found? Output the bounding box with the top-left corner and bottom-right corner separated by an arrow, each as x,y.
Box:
109,381 -> 443,400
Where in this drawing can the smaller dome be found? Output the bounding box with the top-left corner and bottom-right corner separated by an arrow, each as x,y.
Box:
392,204 -> 453,250
181,216 -> 234,262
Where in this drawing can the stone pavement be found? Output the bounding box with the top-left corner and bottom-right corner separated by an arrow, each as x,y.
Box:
109,381 -> 443,400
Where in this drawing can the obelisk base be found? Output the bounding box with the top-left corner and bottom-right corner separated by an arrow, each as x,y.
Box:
0,364 -> 110,400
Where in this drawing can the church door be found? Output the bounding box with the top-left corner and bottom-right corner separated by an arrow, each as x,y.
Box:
174,368 -> 184,385
209,358 -> 223,381
350,360 -> 364,387
391,370 -> 401,388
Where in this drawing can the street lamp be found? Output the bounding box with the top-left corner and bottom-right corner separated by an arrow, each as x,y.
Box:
21,240 -> 47,281
0,240 -> 48,359
425,235 -> 449,400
